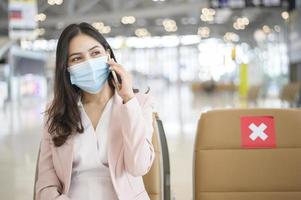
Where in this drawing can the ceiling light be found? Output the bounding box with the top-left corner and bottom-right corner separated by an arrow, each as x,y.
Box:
40,13 -> 46,21
135,28 -> 150,37
281,11 -> 289,20
48,0 -> 63,5
200,7 -> 215,22
200,14 -> 214,22
163,19 -> 176,27
224,32 -> 239,42
162,19 -> 178,32
233,22 -> 240,30
99,26 -> 111,34
202,8 -> 210,15
47,0 -> 55,5
242,17 -> 249,25
200,14 -> 206,21
233,17 -> 248,30
208,8 -> 216,16
197,27 -> 210,38
92,22 -> 104,30
34,28 -> 45,36
164,25 -> 178,32
92,22 -> 111,34
35,13 -> 47,22
121,16 -> 136,24
55,0 -> 63,5
236,17 -> 249,26
202,8 -> 215,16
233,22 -> 245,30
262,25 -> 271,33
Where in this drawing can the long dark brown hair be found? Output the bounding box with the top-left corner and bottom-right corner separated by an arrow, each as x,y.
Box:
46,22 -> 121,147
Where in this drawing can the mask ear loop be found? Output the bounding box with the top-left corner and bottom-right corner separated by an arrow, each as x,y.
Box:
107,49 -> 121,90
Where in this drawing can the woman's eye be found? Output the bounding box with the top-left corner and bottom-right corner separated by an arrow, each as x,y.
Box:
91,51 -> 101,56
71,57 -> 81,62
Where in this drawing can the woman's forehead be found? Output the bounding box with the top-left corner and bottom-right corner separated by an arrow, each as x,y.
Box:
68,34 -> 105,54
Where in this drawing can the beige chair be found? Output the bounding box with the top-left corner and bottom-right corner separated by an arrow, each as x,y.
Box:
279,82 -> 300,106
143,113 -> 164,200
194,109 -> 301,200
247,85 -> 261,104
34,113 -> 170,200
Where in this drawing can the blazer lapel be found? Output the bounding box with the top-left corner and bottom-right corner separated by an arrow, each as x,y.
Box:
55,135 -> 74,193
107,90 -> 124,178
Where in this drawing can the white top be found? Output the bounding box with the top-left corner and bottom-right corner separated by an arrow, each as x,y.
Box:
68,97 -> 118,200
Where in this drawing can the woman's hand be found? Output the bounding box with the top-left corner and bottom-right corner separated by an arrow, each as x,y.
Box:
107,58 -> 135,103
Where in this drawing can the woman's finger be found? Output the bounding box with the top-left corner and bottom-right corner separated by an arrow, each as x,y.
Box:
107,59 -> 130,83
108,63 -> 124,72
107,59 -> 124,69
109,65 -> 126,79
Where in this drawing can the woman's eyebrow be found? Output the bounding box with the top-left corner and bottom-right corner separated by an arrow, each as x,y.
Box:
88,45 -> 101,51
68,46 -> 101,58
68,52 -> 81,58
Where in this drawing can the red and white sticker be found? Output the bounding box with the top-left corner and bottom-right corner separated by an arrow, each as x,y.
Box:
240,116 -> 276,148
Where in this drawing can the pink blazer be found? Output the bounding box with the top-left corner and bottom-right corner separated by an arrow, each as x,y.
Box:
35,91 -> 155,200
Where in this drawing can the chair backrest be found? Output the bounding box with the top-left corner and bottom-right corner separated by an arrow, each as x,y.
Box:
34,113 -> 170,200
156,114 -> 171,200
280,82 -> 300,103
143,113 -> 170,200
143,113 -> 166,200
247,85 -> 261,103
193,109 -> 301,200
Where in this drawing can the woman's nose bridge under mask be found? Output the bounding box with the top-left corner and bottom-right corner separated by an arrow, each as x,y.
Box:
67,55 -> 110,94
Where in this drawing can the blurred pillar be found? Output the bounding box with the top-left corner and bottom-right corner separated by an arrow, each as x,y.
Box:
239,63 -> 249,99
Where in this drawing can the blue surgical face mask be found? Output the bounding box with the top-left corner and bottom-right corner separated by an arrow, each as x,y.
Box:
68,55 -> 109,94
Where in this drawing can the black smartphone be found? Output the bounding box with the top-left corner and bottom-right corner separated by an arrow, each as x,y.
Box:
107,50 -> 121,90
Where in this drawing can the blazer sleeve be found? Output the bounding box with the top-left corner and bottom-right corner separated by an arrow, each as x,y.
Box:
35,117 -> 71,200
120,93 -> 156,177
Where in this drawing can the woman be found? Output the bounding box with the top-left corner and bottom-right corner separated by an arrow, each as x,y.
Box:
35,22 -> 155,200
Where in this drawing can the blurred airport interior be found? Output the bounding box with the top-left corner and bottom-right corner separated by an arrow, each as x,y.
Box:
0,0 -> 301,200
